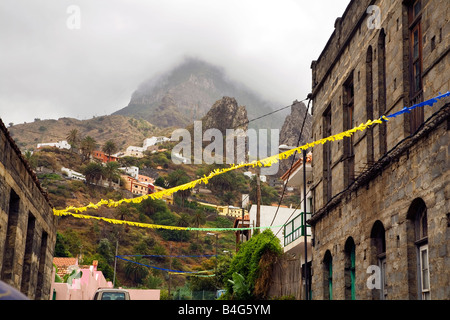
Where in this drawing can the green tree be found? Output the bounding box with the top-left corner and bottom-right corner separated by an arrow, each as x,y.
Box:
103,161 -> 121,187
80,136 -> 97,161
166,169 -> 191,206
191,209 -> 206,243
224,229 -> 282,299
24,150 -> 37,170
66,129 -> 80,152
54,233 -> 72,257
124,256 -> 149,284
82,162 -> 104,185
102,140 -> 118,162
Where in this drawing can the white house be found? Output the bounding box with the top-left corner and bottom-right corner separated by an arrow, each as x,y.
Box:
61,167 -> 85,181
171,152 -> 189,164
248,204 -> 306,246
124,146 -> 145,158
143,136 -> 170,150
119,166 -> 139,179
243,171 -> 267,182
37,140 -> 71,150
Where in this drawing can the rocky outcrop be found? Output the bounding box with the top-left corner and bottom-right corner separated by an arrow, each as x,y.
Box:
202,96 -> 248,133
278,100 -> 312,176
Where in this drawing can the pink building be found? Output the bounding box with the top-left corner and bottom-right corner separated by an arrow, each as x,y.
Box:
50,258 -> 160,300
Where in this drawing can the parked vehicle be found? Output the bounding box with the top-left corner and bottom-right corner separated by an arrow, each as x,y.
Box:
92,288 -> 130,300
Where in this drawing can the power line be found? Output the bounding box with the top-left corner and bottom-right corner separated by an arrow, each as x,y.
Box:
269,97 -> 312,227
233,98 -> 309,129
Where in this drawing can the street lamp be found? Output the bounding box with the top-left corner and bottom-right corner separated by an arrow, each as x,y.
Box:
279,144 -> 310,300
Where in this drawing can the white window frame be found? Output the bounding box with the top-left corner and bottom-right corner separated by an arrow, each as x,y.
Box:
419,244 -> 430,300
378,257 -> 387,300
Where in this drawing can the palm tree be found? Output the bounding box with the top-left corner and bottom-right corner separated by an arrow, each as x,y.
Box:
102,140 -> 117,162
124,256 -> 149,284
191,209 -> 206,243
66,129 -> 80,152
103,161 -> 121,187
80,136 -> 97,161
177,213 -> 191,242
24,150 -> 37,170
166,169 -> 191,206
82,162 -> 104,185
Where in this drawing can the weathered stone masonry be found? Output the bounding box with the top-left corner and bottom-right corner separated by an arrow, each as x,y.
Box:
308,0 -> 449,300
0,119 -> 57,300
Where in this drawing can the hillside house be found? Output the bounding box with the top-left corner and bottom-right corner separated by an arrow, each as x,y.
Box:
37,140 -> 71,150
61,167 -> 85,181
92,150 -> 120,163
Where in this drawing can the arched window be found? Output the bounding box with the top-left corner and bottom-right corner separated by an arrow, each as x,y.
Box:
323,250 -> 333,300
378,29 -> 387,157
407,0 -> 424,132
406,198 -> 430,299
370,220 -> 387,299
366,46 -> 374,164
344,237 -> 356,300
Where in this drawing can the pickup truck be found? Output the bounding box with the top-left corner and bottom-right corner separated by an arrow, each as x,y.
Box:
92,288 -> 130,300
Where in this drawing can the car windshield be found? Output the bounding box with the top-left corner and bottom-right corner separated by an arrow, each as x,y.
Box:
101,292 -> 126,300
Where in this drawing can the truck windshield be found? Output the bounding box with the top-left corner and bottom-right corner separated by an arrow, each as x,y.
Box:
101,292 -> 126,300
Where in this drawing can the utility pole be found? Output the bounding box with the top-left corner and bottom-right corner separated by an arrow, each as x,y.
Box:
256,167 -> 261,228
302,149 -> 309,300
168,242 -> 172,298
207,233 -> 218,273
113,233 -> 119,288
241,207 -> 245,244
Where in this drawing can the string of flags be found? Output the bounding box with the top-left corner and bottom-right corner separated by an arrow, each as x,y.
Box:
52,91 -> 450,232
115,255 -> 215,275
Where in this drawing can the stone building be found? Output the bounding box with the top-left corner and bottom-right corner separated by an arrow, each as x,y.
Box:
0,119 -> 57,299
308,0 -> 449,299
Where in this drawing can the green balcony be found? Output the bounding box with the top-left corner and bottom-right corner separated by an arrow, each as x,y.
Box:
284,212 -> 311,247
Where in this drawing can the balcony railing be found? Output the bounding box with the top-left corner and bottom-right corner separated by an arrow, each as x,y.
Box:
284,212 -> 311,247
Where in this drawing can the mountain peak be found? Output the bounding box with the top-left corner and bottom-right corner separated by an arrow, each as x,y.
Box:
113,57 -> 285,130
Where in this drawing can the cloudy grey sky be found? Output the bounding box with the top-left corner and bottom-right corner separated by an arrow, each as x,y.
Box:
0,0 -> 350,126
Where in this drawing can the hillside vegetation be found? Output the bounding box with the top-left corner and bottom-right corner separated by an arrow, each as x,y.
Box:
31,145 -> 254,297
8,114 -> 172,152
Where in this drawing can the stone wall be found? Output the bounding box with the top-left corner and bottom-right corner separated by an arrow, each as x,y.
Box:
0,119 -> 57,300
309,0 -> 449,300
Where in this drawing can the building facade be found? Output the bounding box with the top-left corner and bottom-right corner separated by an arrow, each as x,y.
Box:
309,0 -> 449,299
0,119 -> 57,300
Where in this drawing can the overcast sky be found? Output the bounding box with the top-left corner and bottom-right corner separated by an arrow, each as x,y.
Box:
0,0 -> 350,126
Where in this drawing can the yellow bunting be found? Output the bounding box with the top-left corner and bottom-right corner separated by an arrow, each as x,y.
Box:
52,115 -> 387,217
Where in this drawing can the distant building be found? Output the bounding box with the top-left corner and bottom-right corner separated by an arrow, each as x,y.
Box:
92,150 -> 120,163
119,166 -> 139,179
143,136 -> 170,150
248,204 -> 306,247
243,171 -> 267,183
50,257 -> 160,300
61,167 -> 85,181
124,146 -> 145,158
37,140 -> 71,150
196,201 -> 247,218
131,180 -> 155,196
123,137 -> 170,158
0,118 -> 57,300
